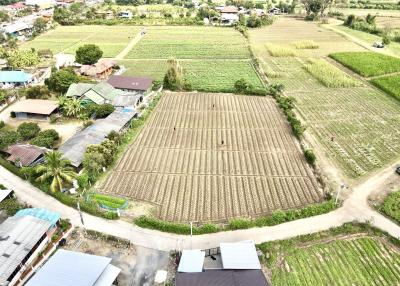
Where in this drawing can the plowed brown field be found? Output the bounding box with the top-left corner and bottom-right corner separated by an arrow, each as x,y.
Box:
101,92 -> 323,223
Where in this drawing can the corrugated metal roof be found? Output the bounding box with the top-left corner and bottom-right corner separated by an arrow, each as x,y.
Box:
220,241 -> 261,270
15,208 -> 60,228
11,99 -> 58,115
6,144 -> 47,167
107,75 -> 152,91
0,71 -> 32,83
25,249 -> 120,286
178,250 -> 205,273
0,216 -> 51,285
0,189 -> 13,203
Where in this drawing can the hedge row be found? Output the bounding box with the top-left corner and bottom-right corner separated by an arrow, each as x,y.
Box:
134,199 -> 337,235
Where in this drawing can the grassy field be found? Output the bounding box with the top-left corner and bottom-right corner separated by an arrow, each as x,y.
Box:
259,225 -> 400,286
250,18 -> 400,178
22,25 -> 140,57
330,52 -> 400,77
304,59 -> 361,87
101,92 -> 322,223
121,59 -> 263,92
371,75 -> 400,100
379,191 -> 400,224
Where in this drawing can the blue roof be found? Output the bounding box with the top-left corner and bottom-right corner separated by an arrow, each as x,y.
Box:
15,208 -> 60,228
0,71 -> 32,83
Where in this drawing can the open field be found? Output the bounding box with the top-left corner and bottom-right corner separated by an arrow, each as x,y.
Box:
125,26 -> 250,59
330,52 -> 400,77
101,92 -> 322,223
332,8 -> 400,17
250,17 -> 400,178
260,231 -> 400,285
121,59 -> 263,92
22,25 -> 139,57
371,74 -> 400,100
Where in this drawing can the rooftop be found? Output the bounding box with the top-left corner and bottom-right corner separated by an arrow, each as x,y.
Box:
107,75 -> 153,91
11,99 -> 58,115
221,6 -> 239,13
15,208 -> 60,228
5,144 -> 47,166
0,216 -> 51,285
66,82 -> 123,105
0,71 -> 32,83
220,241 -> 261,270
79,59 -> 116,77
25,249 -> 121,286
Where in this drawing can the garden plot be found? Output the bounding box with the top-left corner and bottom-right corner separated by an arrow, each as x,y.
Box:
22,26 -> 139,57
250,17 -> 400,179
262,234 -> 400,286
101,92 -> 322,223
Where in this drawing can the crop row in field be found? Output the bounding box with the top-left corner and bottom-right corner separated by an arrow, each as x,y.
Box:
23,25 -> 139,57
125,26 -> 250,59
262,56 -> 400,178
262,235 -> 400,286
101,92 -> 322,222
121,59 -> 263,92
330,52 -> 400,77
371,74 -> 400,101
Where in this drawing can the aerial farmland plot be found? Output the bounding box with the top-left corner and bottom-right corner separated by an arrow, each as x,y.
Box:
22,25 -> 139,57
250,17 -> 400,179
121,26 -> 263,92
260,231 -> 400,286
101,92 -> 323,223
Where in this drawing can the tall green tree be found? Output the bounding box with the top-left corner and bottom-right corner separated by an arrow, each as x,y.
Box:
45,68 -> 80,93
163,58 -> 185,91
75,44 -> 103,65
35,151 -> 77,193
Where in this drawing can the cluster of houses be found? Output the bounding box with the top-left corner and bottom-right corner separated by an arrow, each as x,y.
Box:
0,190 -> 121,286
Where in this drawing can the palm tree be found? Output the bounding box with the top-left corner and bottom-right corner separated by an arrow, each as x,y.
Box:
63,98 -> 84,117
36,151 -> 77,193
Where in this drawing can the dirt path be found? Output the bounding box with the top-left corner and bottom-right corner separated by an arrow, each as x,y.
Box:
115,31 -> 144,60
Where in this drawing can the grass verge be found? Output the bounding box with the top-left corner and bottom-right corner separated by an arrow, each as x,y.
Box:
377,191 -> 400,224
134,199 -> 337,235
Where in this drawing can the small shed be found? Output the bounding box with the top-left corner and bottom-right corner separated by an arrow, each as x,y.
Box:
5,144 -> 47,167
11,99 -> 58,120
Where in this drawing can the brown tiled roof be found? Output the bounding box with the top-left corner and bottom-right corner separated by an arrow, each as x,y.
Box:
107,75 -> 153,91
221,6 -> 238,13
80,59 -> 116,77
11,99 -> 58,115
6,144 -> 47,166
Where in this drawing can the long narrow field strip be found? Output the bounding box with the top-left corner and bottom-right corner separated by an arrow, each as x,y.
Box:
22,26 -> 140,57
371,74 -> 400,101
266,235 -> 400,286
101,92 -> 322,223
121,59 -> 264,92
125,26 -> 250,59
330,52 -> 400,77
250,17 -> 400,178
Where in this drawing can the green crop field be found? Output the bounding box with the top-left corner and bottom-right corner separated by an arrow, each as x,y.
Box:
330,52 -> 400,77
379,191 -> 400,224
120,26 -> 262,93
22,25 -> 139,57
125,26 -> 250,59
250,18 -> 400,179
371,74 -> 400,100
121,59 -> 263,92
259,232 -> 400,286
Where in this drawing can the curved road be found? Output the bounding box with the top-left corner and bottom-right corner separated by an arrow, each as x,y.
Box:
0,161 -> 399,251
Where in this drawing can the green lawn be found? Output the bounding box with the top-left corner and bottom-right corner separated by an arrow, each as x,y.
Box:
371,74 -> 400,101
22,26 -> 140,58
259,226 -> 400,286
120,59 -> 263,92
330,52 -> 400,77
125,26 -> 250,59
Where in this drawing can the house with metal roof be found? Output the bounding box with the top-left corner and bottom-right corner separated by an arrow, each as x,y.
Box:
65,82 -> 122,105
59,107 -> 137,168
25,249 -> 121,286
10,99 -> 58,120
0,215 -> 51,286
5,144 -> 47,167
0,71 -> 33,88
176,241 -> 270,286
107,75 -> 153,94
15,208 -> 60,228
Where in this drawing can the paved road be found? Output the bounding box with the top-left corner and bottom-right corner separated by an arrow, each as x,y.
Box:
1,160 -> 399,251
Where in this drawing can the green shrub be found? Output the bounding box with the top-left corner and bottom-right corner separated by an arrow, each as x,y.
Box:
228,218 -> 254,230
0,197 -> 24,216
234,78 -> 253,94
30,129 -> 59,148
26,86 -> 50,99
0,130 -> 19,149
0,121 -> 5,129
371,75 -> 400,101
18,122 -> 40,140
304,149 -> 316,166
380,191 -> 400,223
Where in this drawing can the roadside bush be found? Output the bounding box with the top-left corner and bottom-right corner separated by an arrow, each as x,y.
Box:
17,122 -> 40,140
26,86 -> 50,99
304,149 -> 316,166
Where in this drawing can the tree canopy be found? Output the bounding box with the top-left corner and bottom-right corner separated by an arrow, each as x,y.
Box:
75,44 -> 103,65
45,67 -> 80,93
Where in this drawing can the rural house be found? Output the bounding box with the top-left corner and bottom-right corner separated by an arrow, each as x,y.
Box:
107,75 -> 153,94
4,2 -> 26,13
0,215 -> 52,286
220,6 -> 239,25
5,144 -> 47,167
1,22 -> 33,39
176,241 -> 269,286
25,249 -> 121,286
0,71 -> 33,88
78,59 -> 116,79
11,99 -> 58,120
